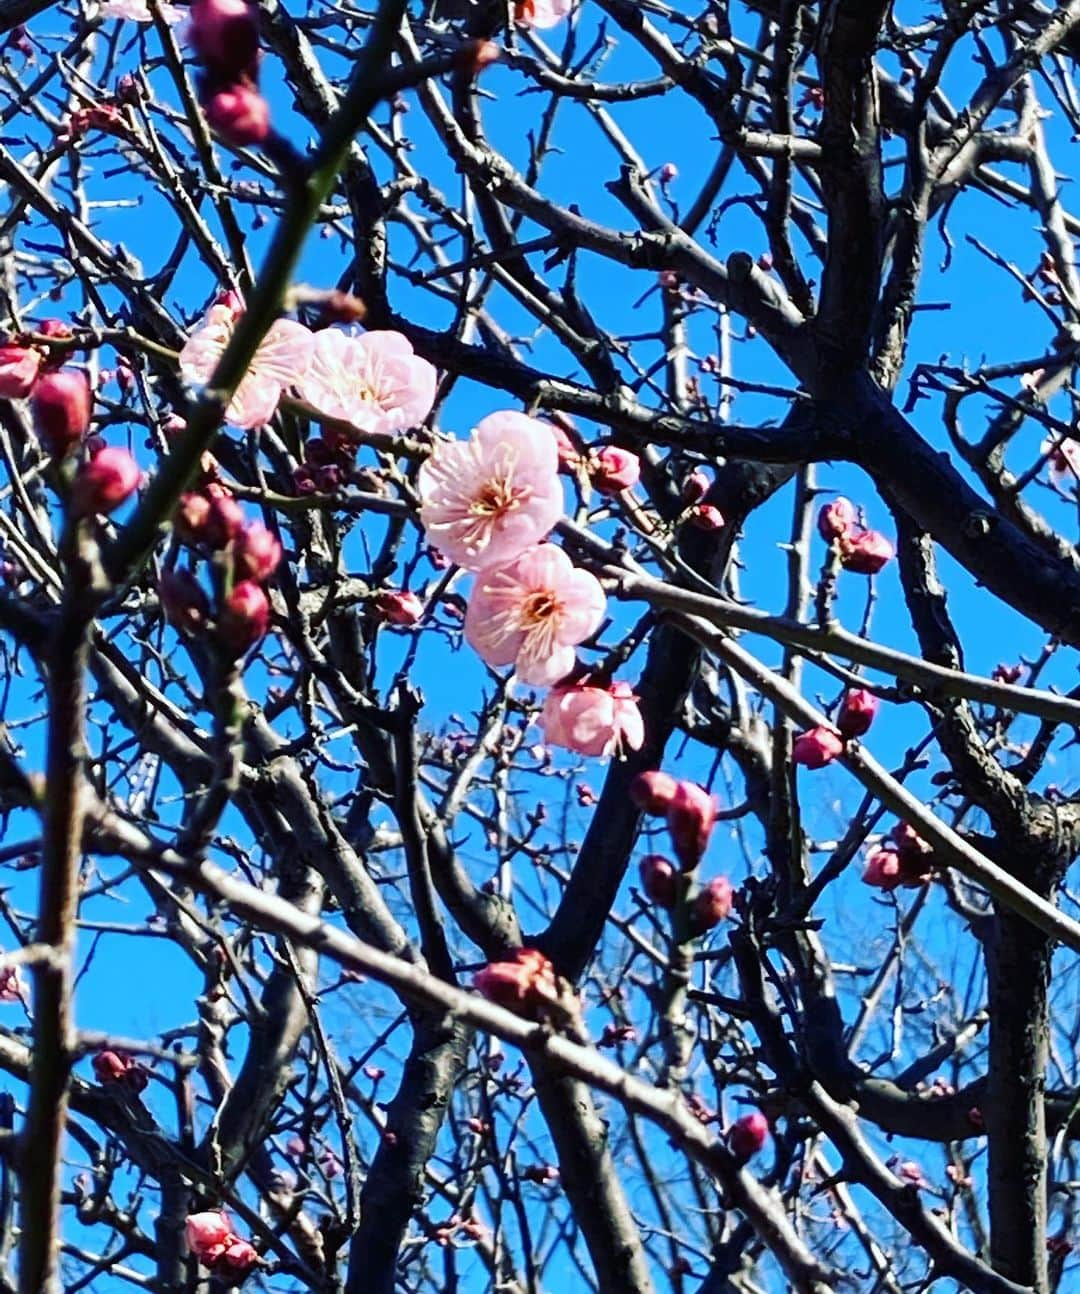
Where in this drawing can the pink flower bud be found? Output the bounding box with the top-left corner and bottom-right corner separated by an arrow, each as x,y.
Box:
374,590 -> 424,626
233,521 -> 281,582
0,345 -> 41,398
630,770 -> 679,816
836,688 -> 878,739
590,446 -> 640,496
190,0 -> 259,80
658,270 -> 679,291
32,369 -> 91,456
91,1049 -> 148,1093
474,948 -> 559,1015
891,822 -> 934,886
689,503 -> 725,531
666,780 -> 717,869
862,846 -> 902,890
204,82 -> 270,147
840,528 -> 894,575
691,876 -> 734,932
728,1111 -> 769,1161
159,569 -> 210,635
218,580 -> 270,656
659,161 -> 678,183
71,446 -> 140,516
185,1211 -> 232,1264
681,469 -> 710,504
817,496 -> 856,543
639,854 -> 677,909
205,489 -> 245,549
175,492 -> 212,545
792,726 -> 844,769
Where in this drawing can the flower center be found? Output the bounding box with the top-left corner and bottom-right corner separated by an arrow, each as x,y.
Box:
521,591 -> 558,625
471,479 -> 519,517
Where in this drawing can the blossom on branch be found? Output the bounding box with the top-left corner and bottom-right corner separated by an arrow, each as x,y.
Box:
514,0 -> 575,29
474,948 -> 559,1015
419,412 -> 563,571
464,544 -> 605,686
179,297 -> 315,429
298,329 -> 437,436
539,680 -> 644,757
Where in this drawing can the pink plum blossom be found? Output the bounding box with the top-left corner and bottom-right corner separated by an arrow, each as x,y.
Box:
1044,436 -> 1080,486
185,1212 -> 232,1264
0,345 -> 41,398
792,726 -> 844,769
419,412 -> 564,571
514,0 -> 575,28
298,329 -> 437,436
539,680 -> 644,758
179,299 -> 315,430
464,544 -> 605,686
0,963 -> 24,1004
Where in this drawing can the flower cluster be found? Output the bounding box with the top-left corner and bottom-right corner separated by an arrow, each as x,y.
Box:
418,411 -> 643,755
189,0 -> 270,147
792,687 -> 880,771
185,1212 -> 259,1287
166,482 -> 281,659
818,496 -> 894,574
862,822 -> 935,891
631,773 -> 734,935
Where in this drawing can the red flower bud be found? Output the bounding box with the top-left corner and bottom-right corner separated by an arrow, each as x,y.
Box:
689,503 -> 725,531
691,876 -> 734,932
216,1237 -> 259,1282
862,846 -> 902,890
728,1111 -> 769,1161
590,446 -> 640,496
836,688 -> 878,739
91,1049 -> 148,1093
839,528 -> 894,575
204,82 -> 270,147
159,569 -> 211,635
32,369 -> 91,456
233,521 -> 281,582
817,496 -> 856,543
474,948 -> 559,1015
374,590 -> 424,626
190,0 -> 260,81
0,345 -> 41,398
681,469 -> 710,504
218,580 -> 269,656
71,446 -> 139,516
639,854 -> 677,909
630,769 -> 679,817
792,726 -> 844,769
666,780 -> 717,868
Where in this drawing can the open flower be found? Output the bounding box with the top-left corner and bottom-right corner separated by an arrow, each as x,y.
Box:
420,413 -> 563,571
298,329 -> 437,437
179,298 -> 314,430
539,680 -> 644,757
514,0 -> 575,28
465,544 -> 605,686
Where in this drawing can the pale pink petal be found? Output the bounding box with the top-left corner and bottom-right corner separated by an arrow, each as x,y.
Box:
515,0 -> 574,29
420,412 -> 563,570
464,544 -> 606,684
225,370 -> 284,429
298,329 -> 436,433
178,305 -> 233,385
250,318 -> 315,389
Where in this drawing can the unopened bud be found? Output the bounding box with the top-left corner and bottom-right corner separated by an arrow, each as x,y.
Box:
839,529 -> 894,575
204,82 -> 270,147
159,568 -> 210,635
234,521 -> 281,582
728,1111 -> 769,1161
590,446 -> 640,496
630,770 -> 679,816
218,580 -> 270,656
32,369 -> 91,456
691,876 -> 733,932
639,854 -> 677,909
667,780 -> 717,869
190,0 -> 259,80
71,446 -> 139,515
836,688 -> 878,739
817,496 -> 856,543
792,726 -> 844,769
374,590 -> 424,626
